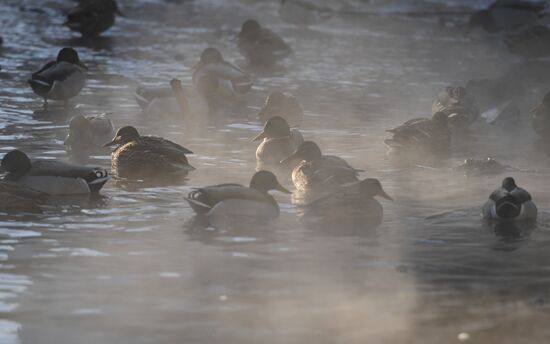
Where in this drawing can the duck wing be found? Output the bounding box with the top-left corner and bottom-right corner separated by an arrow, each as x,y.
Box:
140,136 -> 193,156
489,186 -> 532,203
186,184 -> 271,213
30,160 -> 108,181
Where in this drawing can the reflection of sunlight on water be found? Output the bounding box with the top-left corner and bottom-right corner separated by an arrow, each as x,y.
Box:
0,320 -> 21,344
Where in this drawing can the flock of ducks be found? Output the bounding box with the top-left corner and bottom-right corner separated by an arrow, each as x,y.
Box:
2,0 -> 550,232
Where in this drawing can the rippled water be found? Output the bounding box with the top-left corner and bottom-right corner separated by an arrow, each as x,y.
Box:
2,0 -> 550,343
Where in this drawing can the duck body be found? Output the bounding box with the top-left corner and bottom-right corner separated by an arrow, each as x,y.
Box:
301,178 -> 392,231
385,112 -> 451,156
185,171 -> 290,222
1,150 -> 109,195
237,19 -> 291,66
282,141 -> 362,194
258,92 -> 303,127
467,0 -> 546,34
105,126 -> 194,180
504,24 -> 550,58
28,48 -> 86,109
432,86 -> 479,131
65,114 -> 115,158
66,0 -> 122,37
482,177 -> 537,222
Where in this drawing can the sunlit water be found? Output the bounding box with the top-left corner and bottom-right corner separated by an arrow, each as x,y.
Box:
2,0 -> 550,343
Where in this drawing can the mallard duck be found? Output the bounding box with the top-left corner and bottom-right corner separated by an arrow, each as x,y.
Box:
482,177 -> 537,222
103,126 -> 194,179
504,24 -> 550,58
65,113 -> 115,158
280,141 -> 362,193
384,112 -> 451,156
279,0 -> 334,27
432,86 -> 479,131
258,91 -> 303,127
66,0 -> 123,37
0,149 -> 109,195
237,19 -> 291,66
253,116 -> 303,173
28,47 -> 86,111
185,170 -> 290,220
301,178 -> 392,230
532,91 -> 550,140
455,157 -> 506,177
466,0 -> 546,35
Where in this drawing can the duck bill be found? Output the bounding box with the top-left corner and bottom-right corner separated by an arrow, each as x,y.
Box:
379,189 -> 393,201
252,131 -> 267,142
103,136 -> 120,147
77,61 -> 88,70
275,182 -> 291,194
280,151 -> 298,164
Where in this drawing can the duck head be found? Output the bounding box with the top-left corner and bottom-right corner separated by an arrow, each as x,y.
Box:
359,178 -> 393,201
200,47 -> 223,65
1,150 -> 32,179
57,47 -> 87,69
280,141 -> 322,164
250,170 -> 290,194
65,115 -> 93,147
103,126 -> 140,147
253,116 -> 291,142
240,19 -> 261,36
502,176 -> 517,192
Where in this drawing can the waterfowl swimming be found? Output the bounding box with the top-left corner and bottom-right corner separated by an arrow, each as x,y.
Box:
482,177 -> 537,222
237,19 -> 291,66
185,170 -> 290,220
66,0 -> 123,37
466,0 -> 546,35
104,126 -> 194,180
301,178 -> 392,230
253,116 -> 303,173
281,141 -> 362,193
531,91 -> 550,140
279,0 -> 334,27
28,47 -> 86,111
384,112 -> 451,156
0,150 -> 109,195
432,86 -> 479,131
504,24 -> 550,58
192,47 -> 252,114
455,157 -> 506,177
65,113 -> 115,159
258,91 -> 303,127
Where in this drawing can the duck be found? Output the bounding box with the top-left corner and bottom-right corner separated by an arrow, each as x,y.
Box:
466,0 -> 546,35
384,111 -> 451,156
253,116 -> 303,173
64,113 -> 115,159
103,126 -> 194,179
454,157 -> 506,177
504,24 -> 550,58
185,170 -> 290,220
482,177 -> 537,222
237,19 -> 291,66
0,149 -> 109,195
279,0 -> 334,27
301,178 -> 392,230
28,47 -> 86,111
258,91 -> 303,127
280,141 -> 363,193
192,47 -> 252,114
65,0 -> 123,37
432,86 -> 480,131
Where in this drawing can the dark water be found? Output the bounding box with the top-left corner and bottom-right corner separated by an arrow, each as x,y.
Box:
2,0 -> 550,343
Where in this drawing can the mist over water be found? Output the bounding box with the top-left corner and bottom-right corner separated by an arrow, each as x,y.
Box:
2,0 -> 550,343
